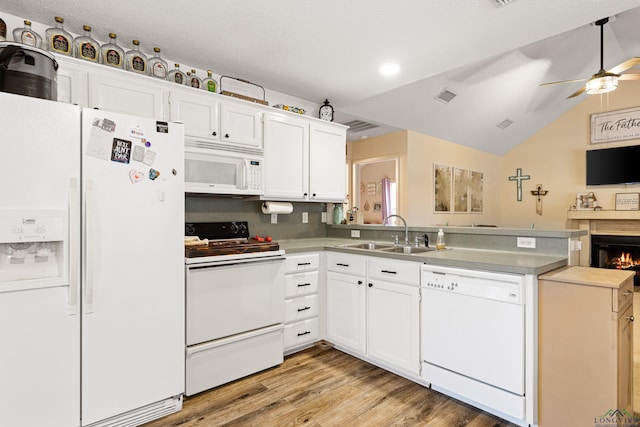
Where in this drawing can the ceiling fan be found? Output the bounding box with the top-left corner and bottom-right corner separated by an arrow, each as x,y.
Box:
540,17 -> 640,98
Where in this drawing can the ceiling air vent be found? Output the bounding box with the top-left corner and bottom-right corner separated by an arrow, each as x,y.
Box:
434,88 -> 457,104
342,120 -> 380,133
497,119 -> 514,129
494,0 -> 515,5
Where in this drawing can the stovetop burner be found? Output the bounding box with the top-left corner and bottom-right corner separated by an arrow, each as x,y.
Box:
184,221 -> 280,259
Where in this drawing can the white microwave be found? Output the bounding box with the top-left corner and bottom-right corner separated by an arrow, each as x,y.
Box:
184,148 -> 263,195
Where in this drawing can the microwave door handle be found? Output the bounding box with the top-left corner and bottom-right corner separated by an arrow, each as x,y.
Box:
241,158 -> 250,190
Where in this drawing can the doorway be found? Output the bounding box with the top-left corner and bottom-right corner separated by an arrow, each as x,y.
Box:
352,156 -> 398,224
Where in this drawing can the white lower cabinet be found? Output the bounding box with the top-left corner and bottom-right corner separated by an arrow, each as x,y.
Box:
325,252 -> 420,375
367,278 -> 420,375
284,253 -> 320,352
326,270 -> 366,354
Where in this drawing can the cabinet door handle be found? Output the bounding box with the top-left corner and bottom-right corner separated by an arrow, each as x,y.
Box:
336,263 -> 350,267
357,280 -> 363,285
297,306 -> 311,312
381,270 -> 397,274
304,192 -> 308,197
224,133 -> 230,138
368,283 -> 373,287
297,331 -> 311,336
297,262 -> 311,266
627,315 -> 635,322
623,290 -> 632,297
212,131 -> 217,136
297,283 -> 311,287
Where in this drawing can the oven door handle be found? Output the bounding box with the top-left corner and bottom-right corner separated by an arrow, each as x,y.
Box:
187,256 -> 285,270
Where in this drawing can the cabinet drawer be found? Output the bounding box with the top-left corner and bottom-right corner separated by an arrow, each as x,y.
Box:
326,252 -> 366,276
368,258 -> 420,285
284,318 -> 319,349
285,294 -> 319,322
285,253 -> 320,274
614,276 -> 634,313
285,271 -> 319,297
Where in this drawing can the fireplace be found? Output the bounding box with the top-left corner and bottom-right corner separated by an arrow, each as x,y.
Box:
591,235 -> 640,286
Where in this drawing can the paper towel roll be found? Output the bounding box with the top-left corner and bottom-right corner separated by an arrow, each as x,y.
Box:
262,201 -> 293,214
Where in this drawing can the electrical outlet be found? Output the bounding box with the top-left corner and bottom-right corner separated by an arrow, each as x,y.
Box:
271,213 -> 277,224
351,230 -> 360,238
302,212 -> 308,223
321,212 -> 327,223
517,237 -> 536,249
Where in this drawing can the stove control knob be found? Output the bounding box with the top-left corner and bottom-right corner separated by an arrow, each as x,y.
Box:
231,223 -> 239,234
239,223 -> 247,233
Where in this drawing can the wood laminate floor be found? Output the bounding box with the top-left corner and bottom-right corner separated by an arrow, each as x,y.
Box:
143,343 -> 516,427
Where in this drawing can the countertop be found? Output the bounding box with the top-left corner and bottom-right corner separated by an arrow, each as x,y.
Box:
278,238 -> 567,276
539,265 -> 634,289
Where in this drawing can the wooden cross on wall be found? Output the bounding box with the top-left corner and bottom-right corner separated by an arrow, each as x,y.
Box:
531,184 -> 549,215
508,168 -> 530,201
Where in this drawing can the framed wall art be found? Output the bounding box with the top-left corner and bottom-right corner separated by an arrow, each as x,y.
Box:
434,164 -> 451,212
470,170 -> 483,213
454,168 -> 469,213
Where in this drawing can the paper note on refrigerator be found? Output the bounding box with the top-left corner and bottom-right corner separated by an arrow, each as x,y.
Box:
86,118 -> 116,160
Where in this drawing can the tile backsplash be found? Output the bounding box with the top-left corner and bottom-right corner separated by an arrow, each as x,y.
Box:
185,195 -> 329,239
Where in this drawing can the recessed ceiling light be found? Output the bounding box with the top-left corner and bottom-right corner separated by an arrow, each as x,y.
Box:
379,62 -> 400,76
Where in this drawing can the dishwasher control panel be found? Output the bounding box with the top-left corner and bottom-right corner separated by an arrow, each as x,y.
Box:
421,266 -> 524,304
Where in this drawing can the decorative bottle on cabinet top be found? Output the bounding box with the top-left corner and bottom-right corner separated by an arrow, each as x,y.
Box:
147,47 -> 168,79
45,16 -> 72,56
125,39 -> 147,74
188,69 -> 202,89
73,25 -> 100,62
167,63 -> 186,85
13,20 -> 42,47
203,70 -> 218,92
100,33 -> 124,69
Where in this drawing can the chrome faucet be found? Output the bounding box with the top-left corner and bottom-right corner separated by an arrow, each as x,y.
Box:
383,214 -> 408,245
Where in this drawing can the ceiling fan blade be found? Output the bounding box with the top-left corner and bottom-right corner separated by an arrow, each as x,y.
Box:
608,57 -> 640,75
540,78 -> 587,87
567,85 -> 587,99
619,73 -> 640,81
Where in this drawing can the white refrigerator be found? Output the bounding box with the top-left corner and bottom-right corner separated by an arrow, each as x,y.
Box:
0,91 -> 185,427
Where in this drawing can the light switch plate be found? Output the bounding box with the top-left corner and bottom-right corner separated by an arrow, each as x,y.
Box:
302,212 -> 308,223
321,212 -> 327,223
271,213 -> 277,224
351,230 -> 360,238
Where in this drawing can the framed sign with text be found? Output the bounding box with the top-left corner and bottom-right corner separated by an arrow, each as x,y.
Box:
591,107 -> 640,144
615,193 -> 640,211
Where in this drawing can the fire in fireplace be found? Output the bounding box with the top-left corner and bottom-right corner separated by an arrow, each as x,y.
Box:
591,235 -> 640,286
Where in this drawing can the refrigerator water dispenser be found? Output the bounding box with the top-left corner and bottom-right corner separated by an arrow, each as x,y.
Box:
0,210 -> 66,286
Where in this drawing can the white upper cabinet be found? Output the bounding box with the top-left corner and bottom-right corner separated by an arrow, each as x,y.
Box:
168,89 -> 219,143
219,102 -> 262,151
263,112 -> 309,200
88,71 -> 166,119
263,113 -> 347,202
309,122 -> 346,202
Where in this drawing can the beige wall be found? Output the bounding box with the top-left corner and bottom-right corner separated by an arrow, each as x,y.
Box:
348,84 -> 640,229
500,83 -> 640,229
405,131 -> 502,226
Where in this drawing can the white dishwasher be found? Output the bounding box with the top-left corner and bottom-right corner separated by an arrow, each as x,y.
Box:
420,265 -> 525,420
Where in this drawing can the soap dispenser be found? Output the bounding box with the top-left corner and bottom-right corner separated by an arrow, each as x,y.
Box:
436,228 -> 446,250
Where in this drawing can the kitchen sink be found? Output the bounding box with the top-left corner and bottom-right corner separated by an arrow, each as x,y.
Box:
345,242 -> 395,250
379,246 -> 436,254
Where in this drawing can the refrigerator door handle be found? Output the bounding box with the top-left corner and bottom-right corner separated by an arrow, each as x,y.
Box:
68,177 -> 80,315
84,179 -> 94,314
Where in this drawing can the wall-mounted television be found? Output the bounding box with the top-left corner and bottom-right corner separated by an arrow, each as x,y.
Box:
586,145 -> 640,185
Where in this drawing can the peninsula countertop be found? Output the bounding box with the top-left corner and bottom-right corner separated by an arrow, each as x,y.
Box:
278,238 -> 567,276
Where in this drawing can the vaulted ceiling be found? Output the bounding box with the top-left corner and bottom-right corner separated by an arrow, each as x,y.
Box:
3,0 -> 640,154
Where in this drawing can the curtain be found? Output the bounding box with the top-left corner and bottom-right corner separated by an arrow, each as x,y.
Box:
381,177 -> 391,222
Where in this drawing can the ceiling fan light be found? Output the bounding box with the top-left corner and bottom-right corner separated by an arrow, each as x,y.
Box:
586,75 -> 619,95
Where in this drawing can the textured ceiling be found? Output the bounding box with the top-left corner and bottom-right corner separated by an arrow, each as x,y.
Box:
2,0 -> 640,154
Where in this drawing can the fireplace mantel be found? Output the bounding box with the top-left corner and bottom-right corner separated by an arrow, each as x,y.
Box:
567,210 -> 640,221
567,209 -> 640,265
